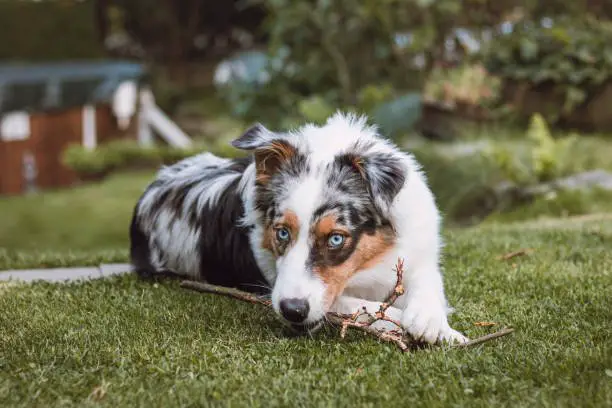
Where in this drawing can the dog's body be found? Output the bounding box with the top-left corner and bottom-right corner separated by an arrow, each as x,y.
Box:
130,112 -> 467,344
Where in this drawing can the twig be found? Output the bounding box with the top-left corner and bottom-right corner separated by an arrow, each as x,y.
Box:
330,259 -> 408,349
327,313 -> 410,352
454,327 -> 515,348
180,259 -> 514,352
376,258 -> 405,321
497,248 -> 534,261
180,278 -> 410,351
180,280 -> 271,306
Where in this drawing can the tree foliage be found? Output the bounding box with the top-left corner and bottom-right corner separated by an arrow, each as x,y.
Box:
217,0 -> 612,130
100,0 -> 266,61
0,1 -> 104,61
482,16 -> 612,121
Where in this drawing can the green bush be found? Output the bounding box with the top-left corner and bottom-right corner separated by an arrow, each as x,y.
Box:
62,139 -> 247,181
103,140 -> 162,168
483,187 -> 612,224
423,63 -> 501,111
61,142 -> 185,180
217,1 -> 597,130
483,113 -> 580,185
0,1 -> 104,61
482,16 -> 612,123
61,145 -> 121,179
217,0 -> 466,129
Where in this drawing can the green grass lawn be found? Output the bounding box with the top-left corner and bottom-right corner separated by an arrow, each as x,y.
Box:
1,216 -> 611,407
0,171 -> 155,270
0,171 -> 154,253
1,147 -> 611,406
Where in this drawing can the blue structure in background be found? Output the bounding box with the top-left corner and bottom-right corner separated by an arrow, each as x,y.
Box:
0,61 -> 147,114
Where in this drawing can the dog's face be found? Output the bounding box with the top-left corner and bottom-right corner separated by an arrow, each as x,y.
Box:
233,114 -> 407,331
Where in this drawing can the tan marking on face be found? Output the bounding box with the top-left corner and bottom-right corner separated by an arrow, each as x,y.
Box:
254,141 -> 296,184
282,210 -> 299,233
312,224 -> 395,308
261,210 -> 300,256
261,224 -> 276,254
314,215 -> 350,238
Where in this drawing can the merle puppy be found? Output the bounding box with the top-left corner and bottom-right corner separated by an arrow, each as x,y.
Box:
130,112 -> 468,344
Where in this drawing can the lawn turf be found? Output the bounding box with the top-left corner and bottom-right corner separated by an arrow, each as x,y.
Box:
1,216 -> 611,407
0,171 -> 155,253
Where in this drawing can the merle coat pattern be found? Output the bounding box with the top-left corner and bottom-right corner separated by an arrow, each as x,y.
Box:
130,112 -> 468,345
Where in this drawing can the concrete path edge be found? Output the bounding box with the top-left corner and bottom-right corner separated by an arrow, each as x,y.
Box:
0,263 -> 133,283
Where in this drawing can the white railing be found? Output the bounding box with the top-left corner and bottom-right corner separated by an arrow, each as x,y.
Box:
137,88 -> 193,148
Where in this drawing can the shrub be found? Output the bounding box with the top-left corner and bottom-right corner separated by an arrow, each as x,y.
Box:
217,1 -> 598,130
423,63 -> 501,112
483,113 -> 580,185
103,140 -> 162,169
482,16 -> 612,125
61,145 -> 120,180
62,139 -> 248,182
216,0 -> 472,129
483,188 -> 612,224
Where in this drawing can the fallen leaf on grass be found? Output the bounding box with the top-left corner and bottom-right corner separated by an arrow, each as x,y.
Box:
497,248 -> 534,261
474,321 -> 497,327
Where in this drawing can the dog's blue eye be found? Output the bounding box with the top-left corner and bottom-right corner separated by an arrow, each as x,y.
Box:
328,233 -> 345,248
276,228 -> 290,242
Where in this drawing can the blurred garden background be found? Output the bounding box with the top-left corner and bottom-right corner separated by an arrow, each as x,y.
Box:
1,2 -> 612,407
2,0 -> 612,253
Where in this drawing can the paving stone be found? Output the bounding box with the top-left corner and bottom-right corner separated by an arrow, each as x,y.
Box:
0,263 -> 132,284
98,263 -> 132,277
0,267 -> 101,283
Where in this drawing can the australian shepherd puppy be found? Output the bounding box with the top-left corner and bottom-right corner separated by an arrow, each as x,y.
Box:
129,112 -> 468,345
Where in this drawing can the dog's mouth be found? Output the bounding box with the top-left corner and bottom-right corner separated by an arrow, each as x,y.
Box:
288,319 -> 324,335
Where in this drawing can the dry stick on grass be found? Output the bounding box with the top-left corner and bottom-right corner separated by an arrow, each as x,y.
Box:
180,258 -> 514,352
181,279 -> 412,352
497,248 -> 534,261
454,327 -> 515,348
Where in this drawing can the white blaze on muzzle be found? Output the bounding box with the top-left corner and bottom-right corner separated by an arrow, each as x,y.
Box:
271,233 -> 327,325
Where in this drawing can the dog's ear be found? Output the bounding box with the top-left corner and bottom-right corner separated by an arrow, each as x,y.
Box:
348,152 -> 407,216
232,124 -> 297,184
231,123 -> 274,150
252,140 -> 297,184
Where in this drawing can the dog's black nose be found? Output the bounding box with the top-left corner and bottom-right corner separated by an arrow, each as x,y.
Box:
279,298 -> 310,323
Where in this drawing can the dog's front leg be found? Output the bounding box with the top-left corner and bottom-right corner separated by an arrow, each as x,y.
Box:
329,295 -> 403,332
400,261 -> 468,345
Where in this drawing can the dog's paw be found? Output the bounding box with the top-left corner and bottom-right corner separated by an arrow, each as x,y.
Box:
438,327 -> 469,345
401,296 -> 468,345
